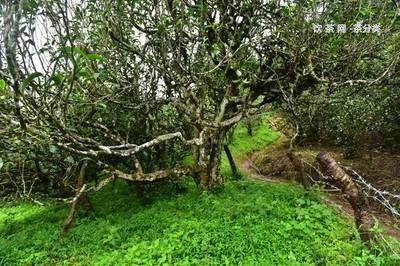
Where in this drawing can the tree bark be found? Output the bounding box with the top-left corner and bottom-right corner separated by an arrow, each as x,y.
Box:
224,144 -> 238,178
316,151 -> 373,246
4,1 -> 26,130
245,119 -> 253,136
194,130 -> 225,189
77,162 -> 93,213
107,165 -> 196,182
60,171 -> 115,235
62,161 -> 90,236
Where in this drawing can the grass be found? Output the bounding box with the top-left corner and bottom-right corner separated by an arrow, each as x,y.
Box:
226,116 -> 280,157
220,115 -> 279,177
1,114 -> 399,265
1,180 -> 385,265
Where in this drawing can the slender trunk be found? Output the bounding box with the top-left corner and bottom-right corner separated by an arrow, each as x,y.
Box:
245,119 -> 253,136
155,143 -> 167,168
62,161 -> 90,236
209,129 -> 224,183
77,164 -> 92,213
224,144 -> 238,178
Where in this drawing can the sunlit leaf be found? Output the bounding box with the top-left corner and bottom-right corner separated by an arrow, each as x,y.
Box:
86,54 -> 104,61
0,79 -> 6,90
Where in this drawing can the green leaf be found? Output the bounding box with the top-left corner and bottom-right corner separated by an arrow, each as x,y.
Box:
77,69 -> 91,78
176,18 -> 184,26
74,47 -> 86,56
360,7 -> 371,17
65,156 -> 75,164
20,72 -> 42,92
49,145 -> 58,153
96,101 -> 107,109
52,73 -> 63,86
86,54 -> 104,61
0,158 -> 3,170
93,73 -> 100,79
0,79 -> 6,90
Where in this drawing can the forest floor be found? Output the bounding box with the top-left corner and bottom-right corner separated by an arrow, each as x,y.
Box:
239,139 -> 400,240
1,116 -> 400,265
236,124 -> 400,240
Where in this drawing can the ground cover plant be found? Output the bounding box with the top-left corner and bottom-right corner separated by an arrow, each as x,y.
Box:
1,122 -> 399,265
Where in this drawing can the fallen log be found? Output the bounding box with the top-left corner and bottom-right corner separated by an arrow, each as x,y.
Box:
316,151 -> 374,246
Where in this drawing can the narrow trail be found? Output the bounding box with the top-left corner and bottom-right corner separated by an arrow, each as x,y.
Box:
237,152 -> 400,240
240,159 -> 283,183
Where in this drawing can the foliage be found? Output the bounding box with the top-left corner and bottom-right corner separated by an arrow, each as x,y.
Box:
2,178 -> 399,265
278,86 -> 400,156
272,1 -> 400,153
2,0 -> 398,193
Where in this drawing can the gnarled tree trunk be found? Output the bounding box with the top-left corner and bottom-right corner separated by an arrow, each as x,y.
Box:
194,129 -> 226,189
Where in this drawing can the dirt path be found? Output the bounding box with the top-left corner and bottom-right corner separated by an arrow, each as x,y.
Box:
238,154 -> 400,240
240,159 -> 284,183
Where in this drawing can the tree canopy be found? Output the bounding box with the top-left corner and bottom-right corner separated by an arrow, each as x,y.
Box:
1,0 -> 399,193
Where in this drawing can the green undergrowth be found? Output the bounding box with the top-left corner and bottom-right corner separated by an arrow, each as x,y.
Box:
2,179 -> 397,265
1,115 -> 399,265
227,116 -> 280,157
